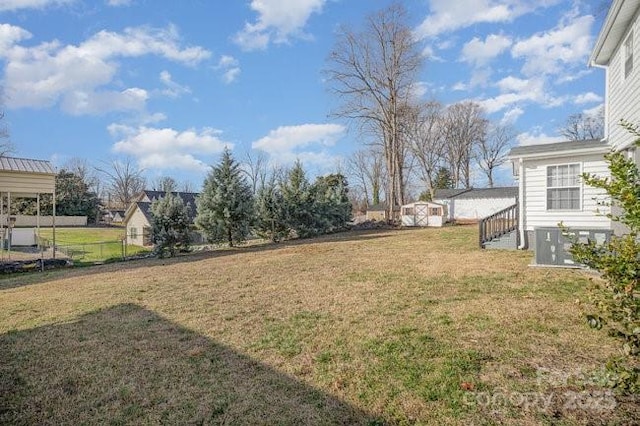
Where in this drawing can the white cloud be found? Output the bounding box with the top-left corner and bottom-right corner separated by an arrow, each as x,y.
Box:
0,0 -> 72,11
516,128 -> 564,146
415,0 -> 561,40
480,75 -> 566,113
452,81 -> 468,91
574,92 -> 602,104
234,0 -> 326,51
0,24 -> 210,114
215,54 -> 240,84
511,14 -> 594,77
109,124 -> 230,171
252,123 -> 345,167
461,34 -> 511,66
158,70 -> 191,98
106,0 -> 132,6
501,107 -> 524,125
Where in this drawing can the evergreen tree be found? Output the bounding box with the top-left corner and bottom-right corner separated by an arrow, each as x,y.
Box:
150,192 -> 191,258
281,161 -> 316,238
434,167 -> 454,190
195,149 -> 254,247
311,173 -> 352,233
254,178 -> 289,242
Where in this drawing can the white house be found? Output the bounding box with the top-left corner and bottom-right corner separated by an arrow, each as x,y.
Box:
504,0 -> 640,262
123,190 -> 202,246
401,201 -> 444,227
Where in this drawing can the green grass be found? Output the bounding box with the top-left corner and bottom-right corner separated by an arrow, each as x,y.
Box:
38,227 -> 149,263
0,226 -> 638,424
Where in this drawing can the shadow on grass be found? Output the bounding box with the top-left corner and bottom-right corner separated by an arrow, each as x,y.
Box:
0,303 -> 381,425
0,229 -> 394,291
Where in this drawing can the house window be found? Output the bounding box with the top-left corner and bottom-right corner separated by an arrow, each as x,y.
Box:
546,164 -> 581,210
625,31 -> 633,78
130,227 -> 137,239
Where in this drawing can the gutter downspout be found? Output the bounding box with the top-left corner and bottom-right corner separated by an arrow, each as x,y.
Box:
517,158 -> 526,249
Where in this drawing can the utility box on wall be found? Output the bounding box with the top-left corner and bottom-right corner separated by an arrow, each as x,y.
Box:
535,227 -> 612,267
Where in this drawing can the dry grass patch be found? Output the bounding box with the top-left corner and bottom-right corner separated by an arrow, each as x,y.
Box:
0,226 -> 637,424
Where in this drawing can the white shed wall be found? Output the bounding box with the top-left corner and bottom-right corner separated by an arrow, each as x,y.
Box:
450,197 -> 516,221
522,154 -> 611,231
126,207 -> 151,246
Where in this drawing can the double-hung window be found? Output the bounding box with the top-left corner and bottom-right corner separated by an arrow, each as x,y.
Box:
547,164 -> 581,210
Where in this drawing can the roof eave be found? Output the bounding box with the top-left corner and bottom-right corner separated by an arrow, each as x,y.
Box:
508,146 -> 611,161
589,0 -> 639,66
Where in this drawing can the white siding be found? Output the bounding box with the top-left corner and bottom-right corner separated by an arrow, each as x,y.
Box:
522,154 -> 611,231
0,171 -> 55,195
608,9 -> 640,150
126,207 -> 151,246
451,197 -> 516,221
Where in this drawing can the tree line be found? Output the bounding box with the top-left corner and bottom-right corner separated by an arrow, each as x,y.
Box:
150,149 -> 351,258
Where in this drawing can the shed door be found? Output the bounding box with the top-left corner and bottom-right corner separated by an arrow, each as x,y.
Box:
415,204 -> 429,226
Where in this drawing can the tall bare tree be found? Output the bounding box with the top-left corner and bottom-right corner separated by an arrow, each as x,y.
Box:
96,158 -> 146,208
326,2 -> 423,219
404,101 -> 446,200
151,176 -> 178,193
559,106 -> 605,141
443,102 -> 488,188
476,124 -> 516,188
0,110 -> 15,157
241,150 -> 268,195
348,147 -> 386,206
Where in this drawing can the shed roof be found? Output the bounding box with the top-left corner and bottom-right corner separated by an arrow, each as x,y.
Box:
0,156 -> 56,174
432,188 -> 472,200
453,187 -> 518,200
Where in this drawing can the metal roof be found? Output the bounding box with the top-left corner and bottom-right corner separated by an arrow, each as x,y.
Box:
508,139 -> 610,158
433,188 -> 472,200
0,156 -> 56,174
453,187 -> 518,200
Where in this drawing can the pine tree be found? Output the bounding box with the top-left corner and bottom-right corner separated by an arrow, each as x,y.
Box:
195,149 -> 254,247
311,173 -> 352,233
281,161 -> 316,238
150,192 -> 191,258
254,178 -> 289,242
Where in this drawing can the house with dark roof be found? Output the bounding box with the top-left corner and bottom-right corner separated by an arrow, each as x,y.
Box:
123,190 -> 202,246
433,187 -> 518,223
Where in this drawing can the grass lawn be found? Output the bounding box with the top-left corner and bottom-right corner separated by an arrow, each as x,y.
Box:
0,226 -> 637,424
38,227 -> 149,263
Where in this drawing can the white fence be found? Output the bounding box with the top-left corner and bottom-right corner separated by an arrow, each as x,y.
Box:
0,215 -> 87,227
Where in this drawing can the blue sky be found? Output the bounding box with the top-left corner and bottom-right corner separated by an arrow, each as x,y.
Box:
0,0 -> 608,190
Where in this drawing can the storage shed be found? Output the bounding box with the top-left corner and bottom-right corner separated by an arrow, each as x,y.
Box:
0,157 -> 56,256
401,201 -> 445,227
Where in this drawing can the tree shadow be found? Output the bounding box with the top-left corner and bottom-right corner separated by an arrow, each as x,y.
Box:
0,229 -> 394,291
0,304 -> 383,425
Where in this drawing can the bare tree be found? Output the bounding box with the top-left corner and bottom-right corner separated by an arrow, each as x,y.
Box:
181,180 -> 195,193
0,110 -> 15,157
559,106 -> 605,141
63,157 -> 102,194
404,101 -> 446,200
241,150 -> 268,195
348,148 -> 386,206
476,124 -> 516,188
443,102 -> 488,188
96,158 -> 146,208
326,2 -> 423,219
151,176 -> 178,193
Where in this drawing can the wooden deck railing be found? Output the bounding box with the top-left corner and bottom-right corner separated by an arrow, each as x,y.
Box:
478,203 -> 519,248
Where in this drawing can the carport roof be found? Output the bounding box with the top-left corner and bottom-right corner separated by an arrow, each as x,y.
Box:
0,156 -> 56,174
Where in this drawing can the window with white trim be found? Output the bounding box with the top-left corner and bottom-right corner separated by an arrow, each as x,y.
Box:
546,164 -> 581,210
625,31 -> 634,78
130,227 -> 138,239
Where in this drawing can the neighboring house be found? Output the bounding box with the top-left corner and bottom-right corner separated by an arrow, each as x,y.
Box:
433,187 -> 518,223
501,0 -> 640,263
401,201 -> 445,227
102,209 -> 125,224
123,190 -> 202,247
